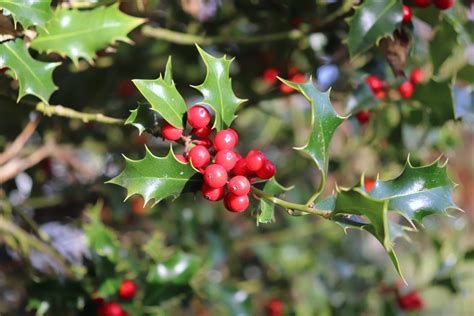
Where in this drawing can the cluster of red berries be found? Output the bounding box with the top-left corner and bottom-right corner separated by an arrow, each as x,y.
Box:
262,67 -> 305,94
403,0 -> 454,24
162,105 -> 276,213
356,68 -> 425,124
95,279 -> 137,316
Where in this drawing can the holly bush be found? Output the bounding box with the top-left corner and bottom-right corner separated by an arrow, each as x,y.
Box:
0,1 -> 473,315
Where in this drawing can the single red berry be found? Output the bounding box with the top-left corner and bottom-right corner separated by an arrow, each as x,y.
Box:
410,68 -> 424,85
228,176 -> 251,196
213,129 -> 238,151
263,68 -> 279,85
97,302 -> 123,316
224,193 -> 249,213
245,150 -> 266,172
194,137 -> 213,148
215,150 -> 238,171
116,80 -> 135,97
279,82 -> 294,94
201,183 -> 225,201
402,5 -> 412,24
398,81 -> 414,99
187,105 -> 211,128
266,298 -> 284,316
356,111 -> 371,124
189,145 -> 211,168
366,75 -> 383,92
118,280 -> 137,300
192,125 -> 212,138
204,164 -> 228,188
374,90 -> 387,99
413,0 -> 431,7
256,160 -> 276,180
433,0 -> 453,10
161,122 -> 183,141
397,291 -> 425,311
279,73 -> 305,93
232,158 -> 251,176
175,154 -> 187,163
364,178 -> 376,192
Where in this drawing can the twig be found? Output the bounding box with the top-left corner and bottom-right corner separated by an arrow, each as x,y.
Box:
0,216 -> 74,276
0,115 -> 41,165
34,102 -> 125,125
0,142 -> 55,183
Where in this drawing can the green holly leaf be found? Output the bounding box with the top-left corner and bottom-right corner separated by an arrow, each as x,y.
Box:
346,0 -> 403,58
279,78 -> 346,195
412,79 -> 456,126
107,147 -> 202,206
0,0 -> 53,30
430,16 -> 459,74
147,252 -> 200,285
125,103 -> 158,135
30,4 -> 145,65
258,178 -> 293,224
0,39 -> 59,103
133,58 -> 188,129
369,157 -> 458,223
84,201 -> 120,262
193,45 -> 246,130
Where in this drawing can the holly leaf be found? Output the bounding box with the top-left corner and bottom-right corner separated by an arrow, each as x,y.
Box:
107,148 -> 202,206
430,16 -> 459,74
125,103 -> 158,135
30,4 -> 145,65
147,252 -> 200,285
412,79 -> 456,126
279,78 -> 346,193
258,178 -> 293,224
133,58 -> 188,129
368,157 -> 458,223
193,45 -> 246,130
346,0 -> 403,58
0,0 -> 53,30
0,39 -> 59,103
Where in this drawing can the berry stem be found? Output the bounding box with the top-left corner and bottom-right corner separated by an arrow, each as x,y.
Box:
251,187 -> 331,218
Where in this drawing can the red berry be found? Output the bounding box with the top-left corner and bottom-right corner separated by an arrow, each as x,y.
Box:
433,0 -> 453,10
161,122 -> 183,141
402,5 -> 412,24
213,129 -> 238,151
215,150 -> 238,171
0,67 -> 8,74
266,298 -> 284,316
279,82 -> 294,94
397,291 -> 424,311
256,160 -> 276,180
192,125 -> 212,138
201,183 -> 225,201
413,0 -> 431,7
189,145 -> 210,168
245,150 -> 266,172
224,193 -> 249,213
175,154 -> 187,163
263,68 -> 279,85
228,176 -> 251,196
187,105 -> 211,128
279,73 -> 305,93
193,138 -> 213,148
398,81 -> 414,99
410,68 -> 424,85
232,158 -> 251,176
116,80 -> 135,97
374,90 -> 387,99
366,75 -> 383,92
364,178 -> 376,192
97,302 -> 123,316
288,66 -> 300,76
204,164 -> 228,188
356,111 -> 371,124
118,280 -> 137,300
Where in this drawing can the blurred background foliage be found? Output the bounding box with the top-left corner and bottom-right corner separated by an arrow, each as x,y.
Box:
0,0 -> 473,315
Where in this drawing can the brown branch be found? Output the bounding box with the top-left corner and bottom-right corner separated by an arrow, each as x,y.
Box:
0,115 -> 41,165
